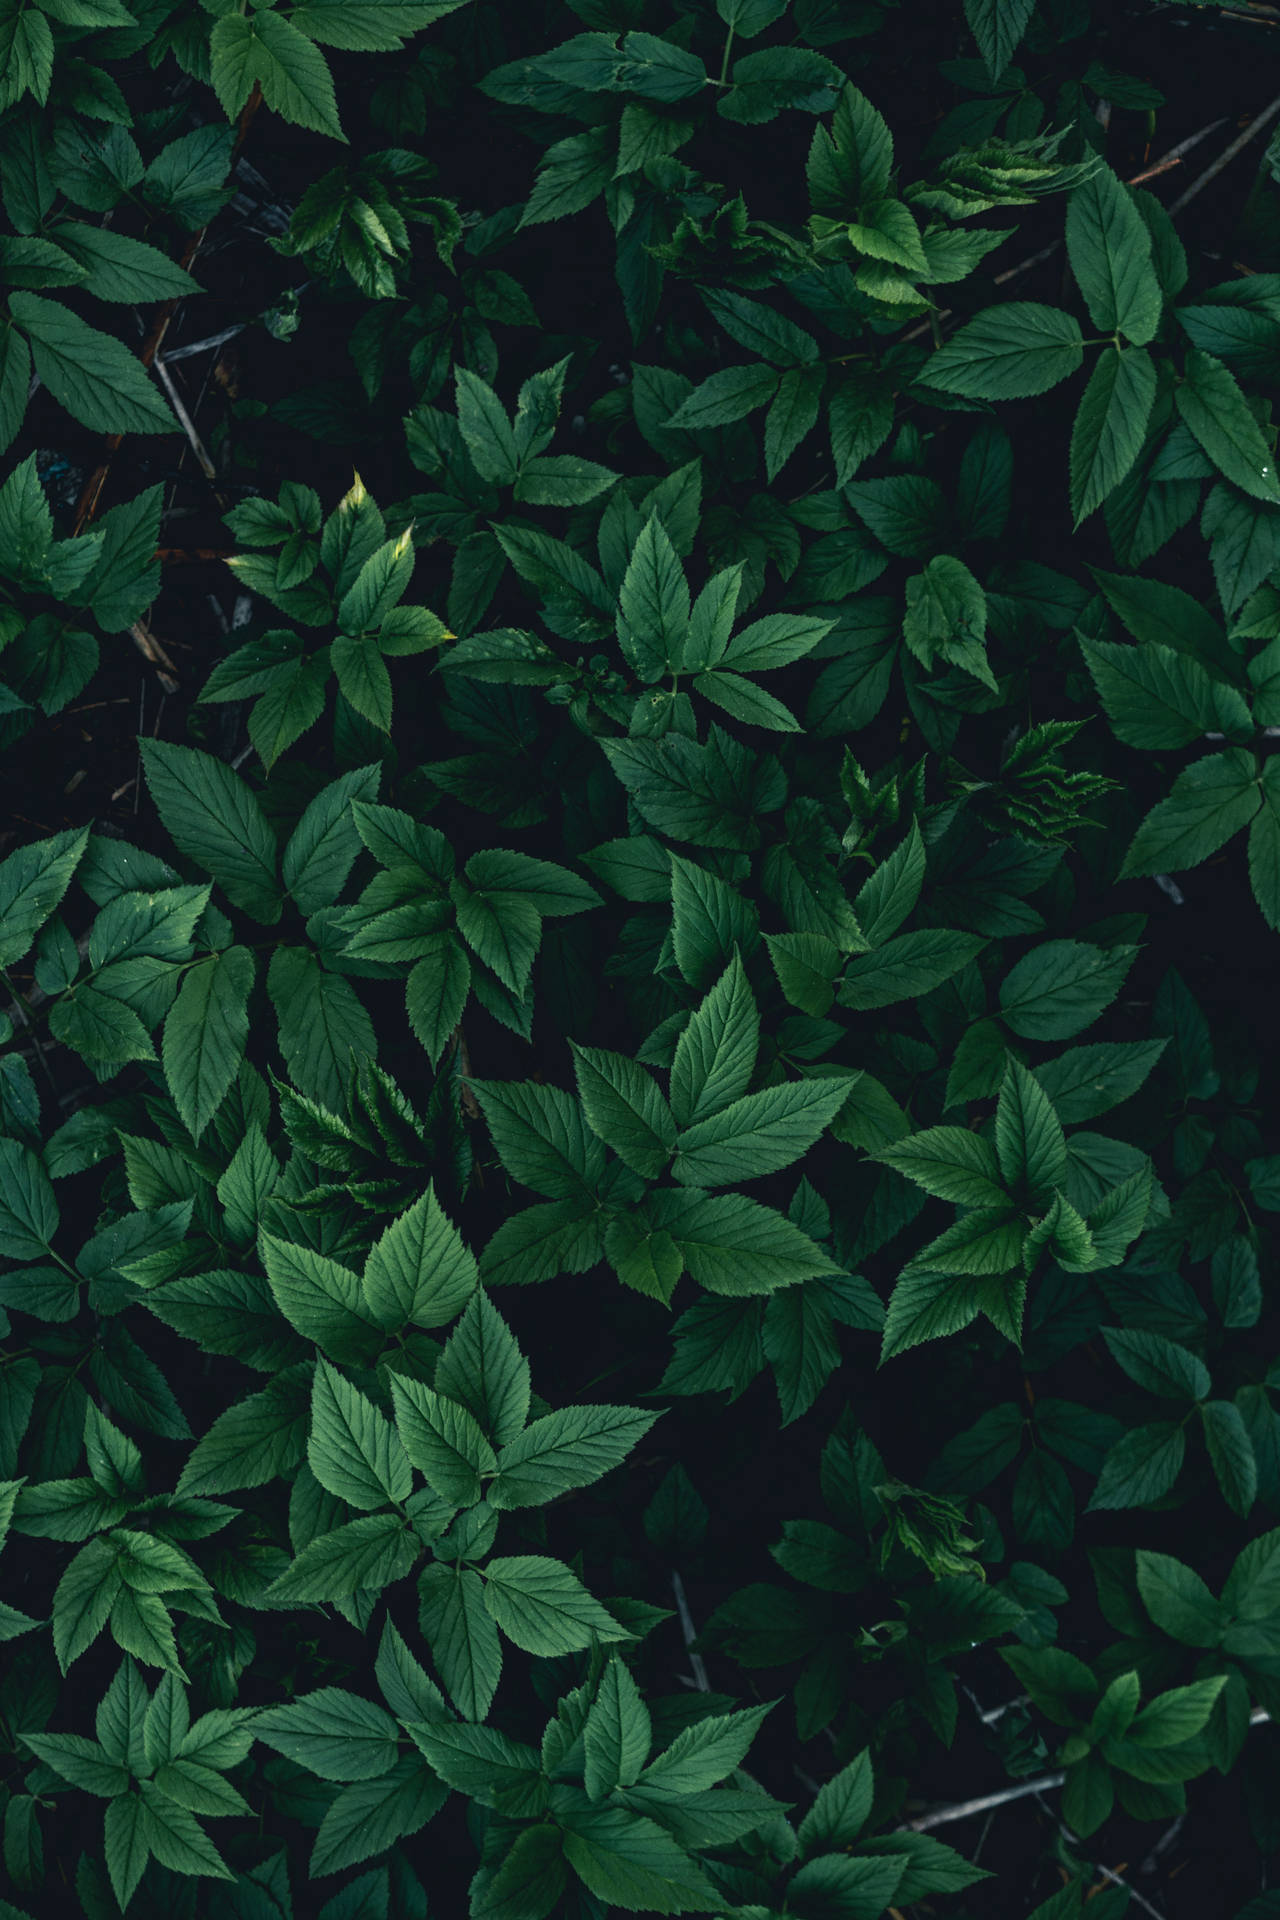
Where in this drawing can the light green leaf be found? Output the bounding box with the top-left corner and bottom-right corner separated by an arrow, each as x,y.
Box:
671,1076 -> 856,1188
418,1563 -> 502,1720
209,8 -> 344,139
362,1183 -> 478,1332
253,1687 -> 401,1781
309,1357 -> 413,1511
390,1376 -> 498,1504
669,952 -> 760,1128
995,1060 -> 1067,1202
877,1128 -> 1008,1209
584,1655 -> 652,1801
482,1555 -> 630,1656
570,1044 -> 676,1180
489,1404 -> 658,1510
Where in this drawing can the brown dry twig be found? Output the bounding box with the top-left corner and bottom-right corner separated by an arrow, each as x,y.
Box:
129,620 -> 180,694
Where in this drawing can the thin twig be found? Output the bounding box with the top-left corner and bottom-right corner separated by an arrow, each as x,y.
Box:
901,1770 -> 1067,1831
159,323 -> 248,363
129,621 -> 180,695
903,1705 -> 1273,1836
151,354 -> 222,491
1168,91 -> 1280,213
670,1569 -> 710,1692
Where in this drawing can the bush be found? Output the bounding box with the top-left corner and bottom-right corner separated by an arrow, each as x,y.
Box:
3,0 -> 1280,1915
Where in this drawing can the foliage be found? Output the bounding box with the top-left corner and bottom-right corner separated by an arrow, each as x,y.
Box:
4,0 -> 1280,1915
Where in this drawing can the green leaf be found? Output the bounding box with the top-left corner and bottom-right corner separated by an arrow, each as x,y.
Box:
786,1854 -> 907,1917
178,1367 -> 310,1497
1066,165 -> 1163,344
337,531 -> 414,633
104,1792 -> 151,1910
454,367 -> 519,484
10,293 -> 176,435
996,1060 -> 1067,1201
1088,1423 -> 1186,1511
839,929 -> 987,1010
0,327 -> 32,457
52,223 -> 201,303
21,1731 -> 129,1797
310,1758 -> 446,1877
434,1289 -> 531,1450
764,365 -> 825,481
405,1720 -> 544,1816
264,1512 -> 418,1604
1135,1549 -> 1226,1646
253,1688 -> 401,1781
362,1183 -> 478,1331
209,9 -> 344,140
963,0 -> 1035,81
470,1078 -> 604,1202
560,1803 -> 720,1912
0,824 -> 90,968
161,946 -> 254,1143
138,740 -> 281,923
616,515 -> 689,680
483,1555 -> 629,1657
53,1536 -> 124,1671
921,304 -> 1084,401
719,46 -> 844,127
1103,1327 -> 1208,1400
1128,1676 -> 1227,1748
570,1044 -> 676,1180
584,1655 -> 652,1801
514,455 -> 619,507
908,1207 -> 1025,1277
407,937 -> 471,1067
649,1188 -> 842,1295
261,1233 -> 380,1364
0,1137 -> 58,1260
877,1128 -> 1008,1208
1120,749 -> 1260,878
664,363 -> 780,432
283,765 -> 381,914
671,1076 -> 856,1188
332,631 -> 392,731
390,1376 -> 498,1504
797,1750 -> 873,1855
692,669 -> 800,731
454,887 -> 540,996
418,1564 -> 502,1720
1070,347 -> 1157,525
999,940 -> 1137,1041
1201,1398 -> 1257,1516
1080,636 -> 1247,750
669,952 -> 760,1127
1176,350 -> 1280,504
489,1404 -> 658,1510
855,821 -> 925,946
310,1357 -> 413,1511
268,945 -> 377,1111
